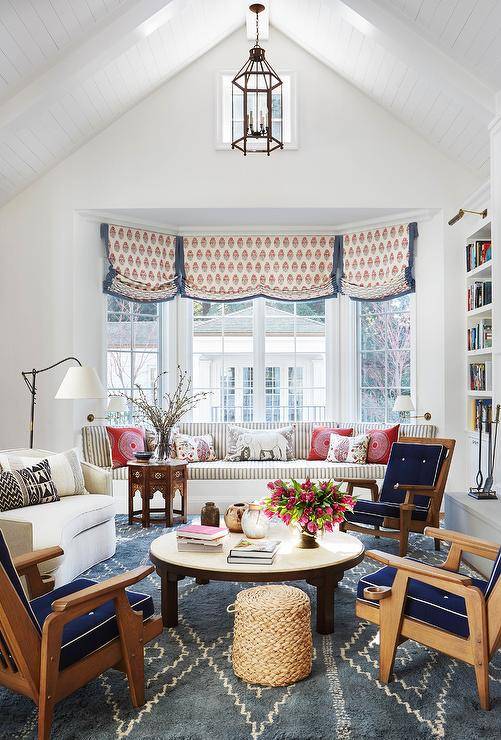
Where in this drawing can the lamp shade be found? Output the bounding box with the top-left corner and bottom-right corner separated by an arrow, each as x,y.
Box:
107,395 -> 127,413
393,394 -> 415,413
55,367 -> 106,400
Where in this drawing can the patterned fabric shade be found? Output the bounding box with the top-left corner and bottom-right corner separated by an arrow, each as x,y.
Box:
180,234 -> 337,302
102,223 -> 178,302
340,222 -> 417,301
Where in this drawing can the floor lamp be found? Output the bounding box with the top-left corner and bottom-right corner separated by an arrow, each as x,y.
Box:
22,357 -> 106,448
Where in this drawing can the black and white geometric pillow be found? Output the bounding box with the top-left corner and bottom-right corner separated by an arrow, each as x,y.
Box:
0,459 -> 59,512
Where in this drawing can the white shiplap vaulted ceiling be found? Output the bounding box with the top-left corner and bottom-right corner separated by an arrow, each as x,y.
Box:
0,0 -> 497,207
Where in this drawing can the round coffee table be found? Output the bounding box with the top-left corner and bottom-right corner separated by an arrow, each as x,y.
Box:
150,529 -> 364,635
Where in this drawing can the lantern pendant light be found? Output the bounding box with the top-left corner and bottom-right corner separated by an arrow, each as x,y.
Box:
231,3 -> 283,156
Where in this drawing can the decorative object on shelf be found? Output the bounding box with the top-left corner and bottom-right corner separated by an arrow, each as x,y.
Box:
469,403 -> 500,500
229,585 -> 312,686
448,207 -> 488,226
241,502 -> 269,539
224,502 -> 248,532
263,479 -> 354,549
21,357 -> 105,448
127,460 -> 188,528
122,366 -> 210,461
87,395 -> 128,424
392,394 -> 432,421
201,501 -> 220,527
231,4 -> 283,156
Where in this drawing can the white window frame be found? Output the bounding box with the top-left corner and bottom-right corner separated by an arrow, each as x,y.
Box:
105,295 -> 164,405
354,294 -> 417,422
215,70 -> 298,150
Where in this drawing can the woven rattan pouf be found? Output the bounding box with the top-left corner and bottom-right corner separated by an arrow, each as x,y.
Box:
229,584 -> 312,686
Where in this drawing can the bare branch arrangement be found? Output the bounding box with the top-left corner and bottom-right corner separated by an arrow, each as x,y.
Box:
121,366 -> 211,459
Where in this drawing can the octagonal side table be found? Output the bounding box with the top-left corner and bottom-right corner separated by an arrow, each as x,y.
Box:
127,460 -> 188,528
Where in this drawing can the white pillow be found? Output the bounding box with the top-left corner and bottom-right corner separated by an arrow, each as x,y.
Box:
0,448 -> 86,497
226,425 -> 295,462
173,433 -> 216,462
326,433 -> 369,464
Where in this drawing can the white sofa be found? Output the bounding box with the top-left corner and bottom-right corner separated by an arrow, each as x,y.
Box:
82,421 -> 437,514
0,449 -> 115,586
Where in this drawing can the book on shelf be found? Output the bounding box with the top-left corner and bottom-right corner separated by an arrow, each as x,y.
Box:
177,541 -> 224,553
228,539 -> 281,559
467,319 -> 492,350
466,240 -> 491,272
469,361 -> 492,391
469,398 -> 493,431
176,524 -> 228,541
467,280 -> 492,311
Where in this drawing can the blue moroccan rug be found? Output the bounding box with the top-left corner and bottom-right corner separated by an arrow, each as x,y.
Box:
1,517 -> 500,739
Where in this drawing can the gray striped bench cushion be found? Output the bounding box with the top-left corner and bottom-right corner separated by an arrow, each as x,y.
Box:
185,460 -> 387,481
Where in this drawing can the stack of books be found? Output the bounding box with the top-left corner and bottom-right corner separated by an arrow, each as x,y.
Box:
469,361 -> 492,391
467,280 -> 492,310
176,524 -> 228,552
467,319 -> 492,350
227,539 -> 280,565
466,240 -> 491,272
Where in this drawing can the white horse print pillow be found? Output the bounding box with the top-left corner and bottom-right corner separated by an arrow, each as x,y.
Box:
226,426 -> 295,461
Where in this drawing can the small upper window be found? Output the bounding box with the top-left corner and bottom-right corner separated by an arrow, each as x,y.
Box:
216,71 -> 296,150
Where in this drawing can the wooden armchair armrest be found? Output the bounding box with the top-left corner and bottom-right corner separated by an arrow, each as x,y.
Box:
393,483 -> 437,496
51,566 -> 154,613
424,527 -> 500,560
13,546 -> 64,575
335,477 -> 377,485
367,549 -> 472,585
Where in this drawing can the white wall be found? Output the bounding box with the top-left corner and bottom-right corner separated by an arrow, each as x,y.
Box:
0,27 -> 481,456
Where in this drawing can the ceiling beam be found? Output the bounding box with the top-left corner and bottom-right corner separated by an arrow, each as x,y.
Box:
329,0 -> 495,122
0,0 -> 187,138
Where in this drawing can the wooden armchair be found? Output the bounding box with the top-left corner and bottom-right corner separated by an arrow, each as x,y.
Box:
338,438 -> 455,556
356,527 -> 501,709
0,530 -> 163,740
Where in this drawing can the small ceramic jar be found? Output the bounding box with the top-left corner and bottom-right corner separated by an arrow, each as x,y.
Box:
241,503 -> 269,539
224,503 -> 248,533
201,501 -> 220,527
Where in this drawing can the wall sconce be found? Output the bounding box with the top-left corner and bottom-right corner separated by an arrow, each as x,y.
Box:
393,395 -> 432,422
448,208 -> 487,226
87,395 -> 128,424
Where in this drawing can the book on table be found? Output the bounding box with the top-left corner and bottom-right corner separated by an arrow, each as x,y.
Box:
228,539 -> 280,560
178,541 -> 224,553
227,555 -> 276,565
176,524 -> 228,541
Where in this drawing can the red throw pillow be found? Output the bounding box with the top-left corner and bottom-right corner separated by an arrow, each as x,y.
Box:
366,424 -> 400,464
106,426 -> 145,468
307,427 -> 353,461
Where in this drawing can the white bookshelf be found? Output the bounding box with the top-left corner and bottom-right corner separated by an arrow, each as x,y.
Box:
465,221 -> 493,448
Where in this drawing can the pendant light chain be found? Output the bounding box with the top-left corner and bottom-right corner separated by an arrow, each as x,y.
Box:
255,10 -> 259,47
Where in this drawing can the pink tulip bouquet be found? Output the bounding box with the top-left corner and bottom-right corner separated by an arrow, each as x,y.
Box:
263,478 -> 355,546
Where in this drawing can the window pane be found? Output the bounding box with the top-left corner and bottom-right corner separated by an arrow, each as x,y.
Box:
358,295 -> 412,422
106,296 -> 161,416
266,367 -> 281,422
265,299 -> 326,422
192,300 -> 254,422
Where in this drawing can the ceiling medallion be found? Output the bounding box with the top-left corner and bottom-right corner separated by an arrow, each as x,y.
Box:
231,3 -> 283,156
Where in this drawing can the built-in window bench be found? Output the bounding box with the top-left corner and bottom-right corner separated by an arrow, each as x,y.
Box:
444,491 -> 501,577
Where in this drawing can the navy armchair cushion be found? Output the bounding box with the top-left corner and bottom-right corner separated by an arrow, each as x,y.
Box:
31,578 -> 155,669
346,499 -> 428,527
0,529 -> 41,633
485,547 -> 501,599
357,566 -> 488,638
380,442 -> 446,510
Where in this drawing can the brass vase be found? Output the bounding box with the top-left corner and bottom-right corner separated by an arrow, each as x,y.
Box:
296,530 -> 320,549
224,503 -> 248,533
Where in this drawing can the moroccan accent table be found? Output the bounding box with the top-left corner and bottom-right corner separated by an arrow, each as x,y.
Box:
127,460 -> 188,528
150,529 -> 364,634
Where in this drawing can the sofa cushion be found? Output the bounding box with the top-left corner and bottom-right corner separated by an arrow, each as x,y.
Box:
0,459 -> 59,512
307,426 -> 353,461
357,565 -> 488,638
327,433 -> 370,464
106,426 -> 145,468
31,578 -> 154,669
0,495 -> 116,570
0,448 -> 85,497
186,460 -> 387,481
366,425 -> 400,464
225,425 -> 295,461
173,433 -> 216,462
